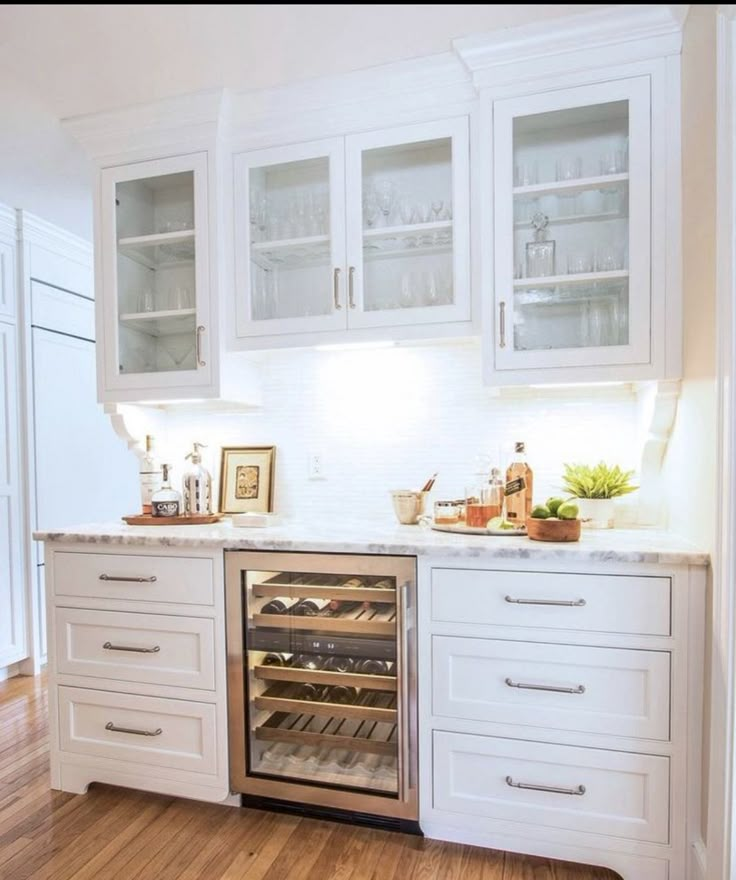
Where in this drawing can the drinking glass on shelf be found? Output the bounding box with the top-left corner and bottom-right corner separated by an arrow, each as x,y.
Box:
599,149 -> 627,175
400,271 -> 416,308
138,288 -> 155,313
363,189 -> 381,229
514,161 -> 538,187
567,251 -> 593,274
398,197 -> 414,226
441,199 -> 453,221
423,270 -> 439,306
413,203 -> 432,225
595,244 -> 624,272
172,285 -> 193,310
555,157 -> 582,181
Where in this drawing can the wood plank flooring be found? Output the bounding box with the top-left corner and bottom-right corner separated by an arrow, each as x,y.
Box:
0,674 -> 620,879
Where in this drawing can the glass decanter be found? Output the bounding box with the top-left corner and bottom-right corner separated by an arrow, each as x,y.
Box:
525,212 -> 555,278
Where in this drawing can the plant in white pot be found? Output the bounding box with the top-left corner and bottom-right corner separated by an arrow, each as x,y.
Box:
560,462 -> 638,529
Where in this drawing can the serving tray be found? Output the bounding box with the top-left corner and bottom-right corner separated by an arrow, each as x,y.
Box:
122,513 -> 224,526
431,523 -> 527,537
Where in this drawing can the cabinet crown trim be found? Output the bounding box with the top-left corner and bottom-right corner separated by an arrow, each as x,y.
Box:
17,210 -> 92,260
454,4 -> 685,87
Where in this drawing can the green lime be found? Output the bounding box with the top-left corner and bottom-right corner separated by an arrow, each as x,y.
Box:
487,516 -> 505,530
531,505 -> 551,519
500,520 -> 516,530
546,497 -> 565,516
557,501 -> 579,520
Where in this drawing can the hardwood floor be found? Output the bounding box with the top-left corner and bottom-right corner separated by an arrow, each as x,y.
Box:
0,674 -> 620,879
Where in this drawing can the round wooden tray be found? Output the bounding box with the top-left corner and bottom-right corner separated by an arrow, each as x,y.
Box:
526,517 -> 581,542
122,513 -> 224,526
431,523 -> 527,537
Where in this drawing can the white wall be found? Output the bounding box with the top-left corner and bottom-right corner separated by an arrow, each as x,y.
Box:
163,341 -> 642,523
0,70 -> 93,240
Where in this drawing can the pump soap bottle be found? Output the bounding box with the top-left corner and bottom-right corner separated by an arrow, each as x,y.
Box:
182,442 -> 213,515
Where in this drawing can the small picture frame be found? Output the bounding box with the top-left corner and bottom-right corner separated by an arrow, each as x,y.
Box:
219,446 -> 276,514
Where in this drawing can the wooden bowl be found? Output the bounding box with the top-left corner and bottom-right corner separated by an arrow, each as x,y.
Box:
526,517 -> 581,542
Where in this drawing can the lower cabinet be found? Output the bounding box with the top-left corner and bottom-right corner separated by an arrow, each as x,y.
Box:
45,545 -> 231,804
420,560 -> 705,880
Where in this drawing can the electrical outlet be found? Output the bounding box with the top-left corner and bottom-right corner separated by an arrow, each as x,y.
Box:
307,452 -> 326,480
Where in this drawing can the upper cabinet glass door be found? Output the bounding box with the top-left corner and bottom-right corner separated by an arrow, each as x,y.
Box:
493,78 -> 651,371
345,119 -> 470,328
234,139 -> 347,337
102,153 -> 211,389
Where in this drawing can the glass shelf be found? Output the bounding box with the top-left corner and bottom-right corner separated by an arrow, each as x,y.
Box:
513,209 -> 625,229
513,172 -> 629,198
118,229 -> 195,269
363,220 -> 452,261
118,308 -> 196,337
514,270 -> 628,290
251,234 -> 330,270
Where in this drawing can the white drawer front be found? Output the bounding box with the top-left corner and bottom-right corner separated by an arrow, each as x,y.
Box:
54,552 -> 214,606
433,731 -> 669,844
59,686 -> 217,775
55,608 -> 215,690
431,568 -> 671,636
432,636 -> 670,740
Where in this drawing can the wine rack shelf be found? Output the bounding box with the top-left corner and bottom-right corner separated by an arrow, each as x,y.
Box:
255,711 -> 398,758
253,664 -> 397,692
252,582 -> 396,603
255,687 -> 397,723
253,609 -> 396,637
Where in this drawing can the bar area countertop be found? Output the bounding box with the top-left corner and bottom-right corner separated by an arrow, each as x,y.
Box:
34,519 -> 709,566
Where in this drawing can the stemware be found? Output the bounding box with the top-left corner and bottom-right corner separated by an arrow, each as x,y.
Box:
374,179 -> 398,226
430,199 -> 444,222
555,156 -> 582,181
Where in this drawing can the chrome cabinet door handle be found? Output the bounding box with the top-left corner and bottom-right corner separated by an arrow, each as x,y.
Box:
505,677 -> 585,695
348,266 -> 356,309
103,641 -> 161,654
333,267 -> 342,310
499,302 -> 506,348
196,325 -> 206,367
105,722 -> 162,737
504,595 -> 586,607
99,574 -> 157,584
506,776 -> 585,796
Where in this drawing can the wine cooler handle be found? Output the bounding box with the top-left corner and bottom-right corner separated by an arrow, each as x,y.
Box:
99,574 -> 157,583
103,641 -> 161,654
399,580 -> 416,796
504,595 -> 586,607
105,721 -> 162,737
506,776 -> 586,796
333,267 -> 342,310
505,677 -> 585,695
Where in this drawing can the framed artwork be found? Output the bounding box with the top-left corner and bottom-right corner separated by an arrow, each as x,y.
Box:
219,446 -> 276,514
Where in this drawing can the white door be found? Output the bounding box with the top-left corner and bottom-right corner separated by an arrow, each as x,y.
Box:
492,77 -> 651,372
99,152 -> 213,398
0,320 -> 25,667
233,138 -> 348,337
345,118 -> 471,329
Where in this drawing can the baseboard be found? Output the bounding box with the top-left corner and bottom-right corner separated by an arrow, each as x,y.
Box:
691,838 -> 706,880
0,663 -> 21,681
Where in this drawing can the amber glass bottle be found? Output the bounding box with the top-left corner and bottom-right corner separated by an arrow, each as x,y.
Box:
505,441 -> 533,526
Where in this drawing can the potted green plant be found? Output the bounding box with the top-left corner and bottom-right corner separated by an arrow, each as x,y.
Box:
560,462 -> 638,529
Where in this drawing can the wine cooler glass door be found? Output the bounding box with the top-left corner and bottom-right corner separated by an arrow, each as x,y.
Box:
225,551 -> 416,815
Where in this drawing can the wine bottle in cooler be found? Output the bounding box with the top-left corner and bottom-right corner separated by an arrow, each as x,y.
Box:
505,441 -> 533,526
261,652 -> 293,666
261,597 -> 299,615
292,598 -> 331,616
325,684 -> 359,705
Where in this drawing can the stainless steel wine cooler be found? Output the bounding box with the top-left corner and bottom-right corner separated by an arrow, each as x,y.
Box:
225,551 -> 418,825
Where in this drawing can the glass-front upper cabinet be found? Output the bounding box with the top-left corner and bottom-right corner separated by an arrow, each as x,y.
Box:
345,118 -> 470,328
492,78 -> 651,374
234,139 -> 347,337
100,153 -> 212,397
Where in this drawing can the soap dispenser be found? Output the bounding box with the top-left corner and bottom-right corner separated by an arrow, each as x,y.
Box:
182,442 -> 212,515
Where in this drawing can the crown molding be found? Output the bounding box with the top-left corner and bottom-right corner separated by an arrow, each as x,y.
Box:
62,89 -> 227,164
16,210 -> 92,261
454,5 -> 686,89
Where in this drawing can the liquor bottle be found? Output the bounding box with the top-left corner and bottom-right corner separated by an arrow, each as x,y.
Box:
151,464 -> 181,517
322,655 -> 355,674
505,441 -> 533,526
139,434 -> 162,515
182,442 -> 212,515
261,652 -> 293,666
325,684 -> 359,705
260,597 -> 299,615
292,598 -> 331,616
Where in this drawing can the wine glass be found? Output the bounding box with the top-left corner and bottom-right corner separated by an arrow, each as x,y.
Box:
374,179 -> 397,226
430,199 -> 444,223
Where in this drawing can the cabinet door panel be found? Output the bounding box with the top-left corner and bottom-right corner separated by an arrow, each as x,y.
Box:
345,118 -> 470,329
492,77 -> 651,372
234,138 -> 347,337
100,152 -> 213,396
0,239 -> 16,321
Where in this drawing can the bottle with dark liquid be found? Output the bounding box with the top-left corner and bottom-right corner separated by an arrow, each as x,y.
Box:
505,441 -> 533,526
322,655 -> 354,673
295,682 -> 327,702
293,654 -> 325,671
327,600 -> 363,616
261,652 -> 292,666
261,597 -> 298,615
325,684 -> 359,704
292,598 -> 331,616
354,658 -> 393,676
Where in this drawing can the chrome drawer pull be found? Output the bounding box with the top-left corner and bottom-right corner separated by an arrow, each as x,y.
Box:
506,776 -> 585,796
505,677 -> 585,695
105,722 -> 162,737
99,574 -> 157,583
103,641 -> 161,654
504,595 -> 586,607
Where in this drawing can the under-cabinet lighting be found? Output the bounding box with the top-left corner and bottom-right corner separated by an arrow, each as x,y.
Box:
314,341 -> 396,352
528,381 -> 628,389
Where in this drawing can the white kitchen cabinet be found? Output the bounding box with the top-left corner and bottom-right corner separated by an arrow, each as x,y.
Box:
234,118 -> 470,340
98,152 -> 218,402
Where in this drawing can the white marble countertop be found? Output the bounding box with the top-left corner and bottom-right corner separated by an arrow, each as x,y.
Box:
34,519 -> 709,566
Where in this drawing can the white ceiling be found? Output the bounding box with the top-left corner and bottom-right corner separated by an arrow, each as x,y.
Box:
0,4 -> 613,120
